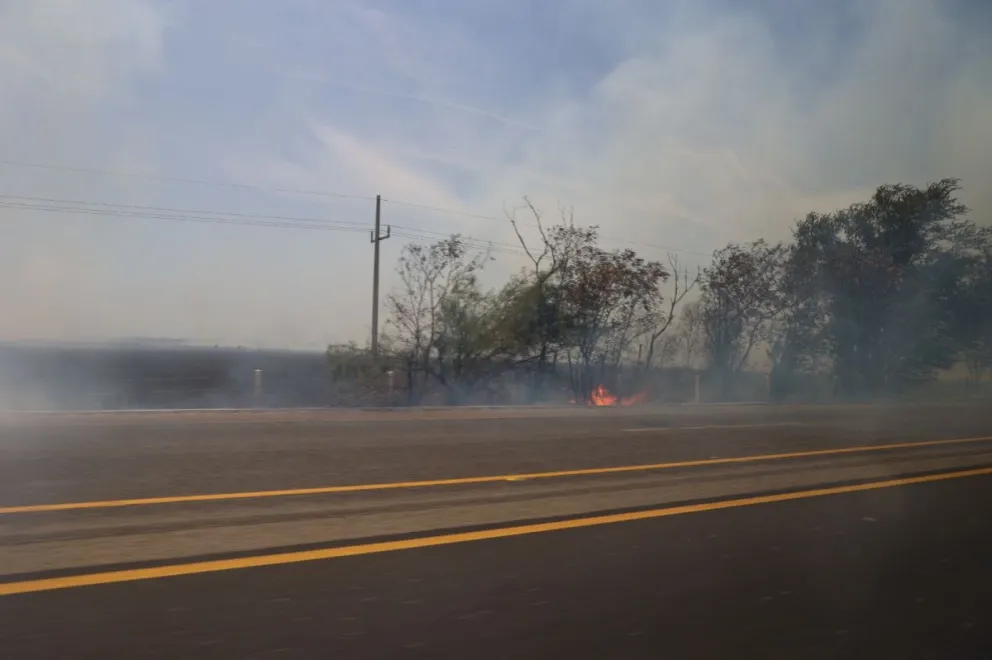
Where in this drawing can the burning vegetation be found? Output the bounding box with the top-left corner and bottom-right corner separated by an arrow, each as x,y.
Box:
575,385 -> 648,407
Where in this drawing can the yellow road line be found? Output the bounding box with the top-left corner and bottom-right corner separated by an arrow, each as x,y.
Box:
3,435 -> 992,515
2,466 -> 990,596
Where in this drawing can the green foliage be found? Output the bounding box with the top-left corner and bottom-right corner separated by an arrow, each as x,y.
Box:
784,179 -> 983,395
735,177 -> 991,399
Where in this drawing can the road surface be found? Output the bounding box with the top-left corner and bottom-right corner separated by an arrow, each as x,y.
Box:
1,403 -> 991,657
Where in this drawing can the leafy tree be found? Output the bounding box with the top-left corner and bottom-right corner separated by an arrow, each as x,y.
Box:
374,179 -> 989,406
950,250 -> 992,387
505,198 -> 676,399
505,198 -> 600,371
383,236 -> 487,402
700,239 -> 788,396
789,179 -> 979,395
558,246 -> 669,400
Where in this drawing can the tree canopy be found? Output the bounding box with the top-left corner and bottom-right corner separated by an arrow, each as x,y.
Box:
371,180 -> 989,404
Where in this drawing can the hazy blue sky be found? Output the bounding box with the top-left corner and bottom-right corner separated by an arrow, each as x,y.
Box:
2,0 -> 989,348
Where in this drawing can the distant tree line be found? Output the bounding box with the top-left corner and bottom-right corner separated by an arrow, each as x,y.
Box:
347,179 -> 990,404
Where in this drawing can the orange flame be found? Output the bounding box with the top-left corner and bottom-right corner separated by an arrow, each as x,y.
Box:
585,384 -> 647,407
590,384 -> 617,406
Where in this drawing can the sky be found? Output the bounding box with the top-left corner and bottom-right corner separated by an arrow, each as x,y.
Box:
1,0 -> 990,349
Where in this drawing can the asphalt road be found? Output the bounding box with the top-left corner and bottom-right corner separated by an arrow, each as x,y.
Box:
1,403 -> 992,657
2,473 -> 990,658
3,402 -> 992,504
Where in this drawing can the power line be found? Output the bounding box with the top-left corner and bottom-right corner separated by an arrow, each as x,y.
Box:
383,223 -> 528,252
0,157 -> 713,257
382,198 -> 508,224
0,195 -> 531,255
0,200 -> 369,233
3,193 -> 703,261
0,158 -> 375,202
390,230 -> 529,258
0,194 -> 370,228
0,194 -> 525,253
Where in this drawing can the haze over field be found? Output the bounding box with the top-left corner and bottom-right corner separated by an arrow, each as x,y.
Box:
2,0 -> 990,349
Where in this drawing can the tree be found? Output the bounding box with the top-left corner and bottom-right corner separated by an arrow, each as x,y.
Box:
788,178 -> 979,396
430,285 -> 507,402
551,245 -> 668,401
950,250 -> 992,388
671,300 -> 704,367
641,255 -> 699,370
383,236 -> 487,403
505,198 -> 600,372
765,235 -> 835,400
373,179 -> 988,407
700,239 -> 788,396
565,248 -> 668,359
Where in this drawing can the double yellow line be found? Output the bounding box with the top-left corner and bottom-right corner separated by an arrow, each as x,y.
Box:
4,435 -> 992,515
3,465 -> 991,596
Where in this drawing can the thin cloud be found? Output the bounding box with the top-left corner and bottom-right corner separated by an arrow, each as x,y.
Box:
277,69 -> 542,132
2,0 -> 989,347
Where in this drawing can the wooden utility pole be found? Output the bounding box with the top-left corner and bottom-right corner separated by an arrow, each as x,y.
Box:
370,194 -> 390,356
